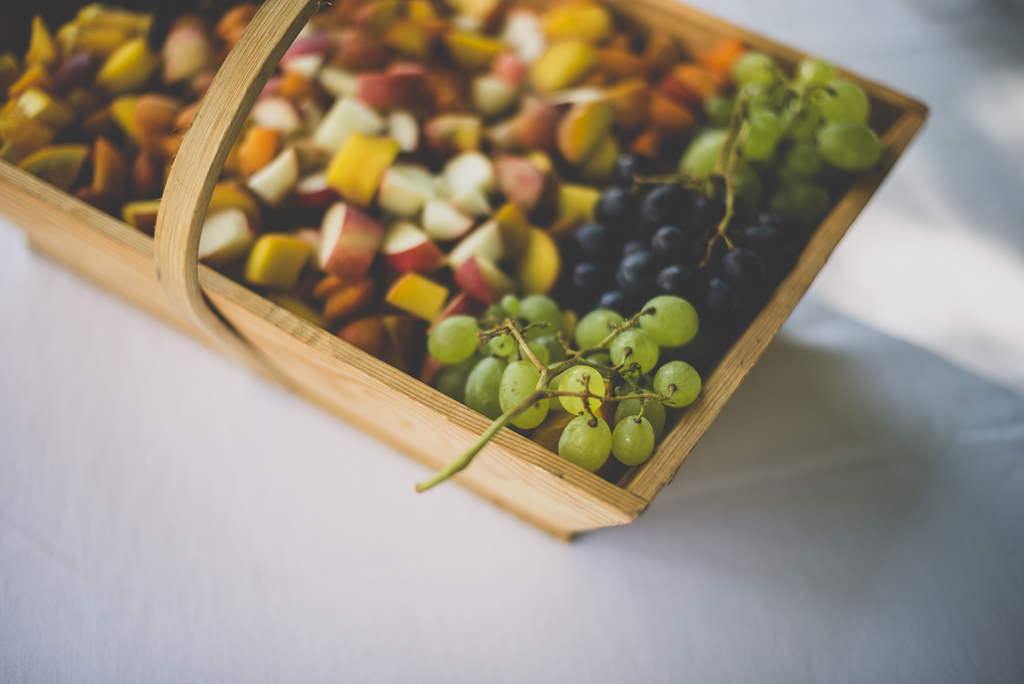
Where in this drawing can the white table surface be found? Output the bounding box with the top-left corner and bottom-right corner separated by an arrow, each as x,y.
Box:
2,0 -> 1023,682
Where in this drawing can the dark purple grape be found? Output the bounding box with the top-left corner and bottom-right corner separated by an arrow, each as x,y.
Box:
612,153 -> 653,187
572,261 -> 608,292
615,251 -> 657,297
692,195 -> 726,232
598,290 -> 632,316
594,187 -> 637,232
756,212 -> 799,235
574,223 -> 616,262
640,184 -> 689,235
705,278 -> 740,322
656,264 -> 706,302
721,248 -> 767,292
622,240 -> 649,259
650,226 -> 694,264
741,224 -> 793,279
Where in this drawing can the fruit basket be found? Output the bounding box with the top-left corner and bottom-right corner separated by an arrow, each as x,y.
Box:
0,0 -> 926,538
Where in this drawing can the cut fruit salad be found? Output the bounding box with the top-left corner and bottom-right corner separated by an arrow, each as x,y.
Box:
1,1 -> 884,486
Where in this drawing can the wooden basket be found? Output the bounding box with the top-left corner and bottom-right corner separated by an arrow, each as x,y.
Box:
0,0 -> 926,539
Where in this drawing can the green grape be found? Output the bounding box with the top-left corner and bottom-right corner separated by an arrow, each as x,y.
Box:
742,82 -> 774,111
732,51 -> 777,87
814,80 -> 869,123
817,120 -> 881,171
654,360 -> 701,408
610,328 -> 659,375
778,142 -> 822,184
795,57 -> 835,87
500,294 -> 520,316
705,95 -> 734,128
585,353 -> 613,380
612,416 -> 655,466
547,368 -> 567,413
640,295 -> 699,348
465,356 -> 505,420
783,100 -> 821,142
558,414 -> 611,472
537,335 -> 566,363
770,182 -> 830,224
499,359 -> 548,428
615,395 -> 666,440
575,309 -> 624,349
742,108 -> 783,162
427,315 -> 480,364
484,303 -> 507,322
435,356 -> 480,403
730,163 -> 762,219
519,295 -> 562,340
558,365 -> 605,415
680,128 -> 727,177
520,339 -> 550,365
489,333 -> 515,357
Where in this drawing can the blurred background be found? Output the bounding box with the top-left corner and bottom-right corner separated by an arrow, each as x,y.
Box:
1,0 -> 1022,681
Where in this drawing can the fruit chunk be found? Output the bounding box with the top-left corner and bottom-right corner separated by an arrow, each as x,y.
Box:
381,314 -> 427,373
295,172 -> 340,209
422,199 -> 474,241
337,316 -> 387,356
472,74 -> 519,117
9,88 -> 74,132
423,114 -> 481,156
357,67 -> 428,109
216,3 -> 258,49
557,101 -> 613,165
132,93 -> 181,134
246,146 -> 299,206
387,110 -> 419,152
579,135 -> 618,183
95,37 -> 158,94
313,96 -> 385,153
325,133 -> 399,206
605,78 -> 650,131
493,154 -> 549,216
378,164 -> 435,217
318,202 -> 384,283
7,64 -> 56,99
324,279 -> 377,322
237,126 -> 281,176
122,199 -> 161,234
648,91 -> 697,134
91,136 -> 126,198
209,182 -> 261,226
161,15 -> 214,84
442,150 -> 495,198
250,97 -> 302,135
517,227 -> 560,295
542,3 -> 611,44
445,32 -> 503,71
530,40 -> 596,93
448,220 -> 505,270
385,272 -> 449,321
429,292 -> 485,333
381,221 -> 445,273
493,202 -> 532,258
0,53 -> 21,92
455,255 -> 515,304
244,234 -> 312,290
25,16 -> 59,70
198,208 -> 256,269
18,144 -> 89,191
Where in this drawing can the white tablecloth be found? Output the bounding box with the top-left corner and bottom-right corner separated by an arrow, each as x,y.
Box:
2,0 -> 1023,681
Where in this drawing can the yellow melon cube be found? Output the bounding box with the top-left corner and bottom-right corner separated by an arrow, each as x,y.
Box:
244,234 -> 312,290
96,37 -> 158,94
385,272 -> 449,321
325,133 -> 399,207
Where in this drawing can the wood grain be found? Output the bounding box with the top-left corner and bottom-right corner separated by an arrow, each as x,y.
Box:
0,0 -> 927,537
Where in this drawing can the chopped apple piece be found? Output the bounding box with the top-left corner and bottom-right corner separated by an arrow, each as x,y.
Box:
445,32 -> 503,71
216,3 -> 258,49
449,188 -> 491,218
386,109 -> 419,152
25,16 -> 59,71
494,156 -> 546,215
324,278 -> 377,322
488,97 -> 558,152
132,93 -> 181,134
209,182 -> 261,226
649,91 -> 698,134
325,133 -> 399,206
378,164 -> 436,217
447,220 -> 505,270
18,144 -> 89,191
422,199 -> 474,241
530,40 -> 597,94
246,146 -> 299,206
557,101 -> 613,164
381,221 -> 445,273
472,74 -> 519,117
423,113 -> 481,156
429,292 -> 485,333
385,272 -> 449,321
318,202 -> 384,283
313,96 -> 384,154
455,254 -> 515,304
332,28 -> 389,70
598,48 -> 646,80
502,9 -> 546,64
492,52 -> 528,87
542,3 -> 611,44
492,202 -> 532,259
244,234 -> 311,290
198,208 -> 256,269
251,97 -> 302,135
317,66 -> 358,98
295,172 -> 339,209
517,226 -> 560,295
267,292 -> 329,330
161,16 -> 214,84
442,150 -> 495,198
605,78 -> 650,131
95,37 -> 158,94
357,67 -> 428,109
579,135 -> 619,183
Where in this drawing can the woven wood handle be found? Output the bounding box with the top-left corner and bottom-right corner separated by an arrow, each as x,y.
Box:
154,0 -> 321,379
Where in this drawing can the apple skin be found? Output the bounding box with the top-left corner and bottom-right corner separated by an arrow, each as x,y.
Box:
494,156 -> 545,215
357,67 -> 428,110
422,199 -> 475,242
447,220 -> 505,271
318,202 -> 385,283
455,255 -> 515,304
381,222 -> 445,274
295,173 -> 340,209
